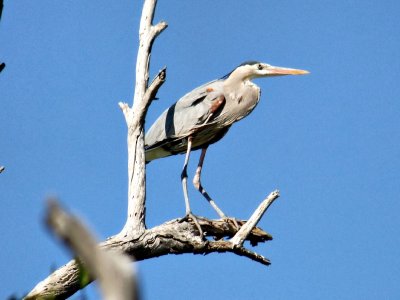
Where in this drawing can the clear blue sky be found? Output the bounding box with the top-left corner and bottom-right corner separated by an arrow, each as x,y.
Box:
1,1 -> 400,299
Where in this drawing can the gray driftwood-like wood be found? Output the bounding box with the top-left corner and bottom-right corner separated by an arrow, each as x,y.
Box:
25,216 -> 275,299
24,0 -> 280,299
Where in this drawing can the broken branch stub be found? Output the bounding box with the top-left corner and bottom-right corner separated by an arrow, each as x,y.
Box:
230,190 -> 280,246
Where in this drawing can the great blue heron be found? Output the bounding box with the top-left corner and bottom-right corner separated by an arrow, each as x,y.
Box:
145,61 -> 309,234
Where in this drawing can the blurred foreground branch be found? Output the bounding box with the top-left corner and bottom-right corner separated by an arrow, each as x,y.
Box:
45,199 -> 138,300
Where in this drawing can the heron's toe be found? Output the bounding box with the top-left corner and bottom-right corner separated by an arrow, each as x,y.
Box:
178,213 -> 205,239
222,217 -> 241,231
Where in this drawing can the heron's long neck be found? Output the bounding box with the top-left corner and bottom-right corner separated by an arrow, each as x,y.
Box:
223,74 -> 253,100
224,69 -> 250,86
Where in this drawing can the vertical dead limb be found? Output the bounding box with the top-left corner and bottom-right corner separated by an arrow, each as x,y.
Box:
118,0 -> 167,239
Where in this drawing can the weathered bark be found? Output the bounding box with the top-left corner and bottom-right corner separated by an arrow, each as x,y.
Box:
25,215 -> 276,299
118,0 -> 167,239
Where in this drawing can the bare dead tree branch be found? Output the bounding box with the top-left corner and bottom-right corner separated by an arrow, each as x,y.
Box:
25,216 -> 273,299
0,0 -> 4,74
118,0 -> 167,240
0,0 -> 3,21
230,190 -> 280,246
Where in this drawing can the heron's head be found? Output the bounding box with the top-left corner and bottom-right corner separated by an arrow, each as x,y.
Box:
225,61 -> 309,81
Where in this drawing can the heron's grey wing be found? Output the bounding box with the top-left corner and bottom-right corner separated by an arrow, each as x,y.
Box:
145,79 -> 223,147
145,80 -> 224,161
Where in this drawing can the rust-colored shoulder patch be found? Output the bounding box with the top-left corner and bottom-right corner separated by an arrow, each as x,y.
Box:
206,87 -> 214,92
210,95 -> 225,113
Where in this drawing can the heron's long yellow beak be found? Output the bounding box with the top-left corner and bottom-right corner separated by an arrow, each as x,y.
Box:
267,66 -> 310,75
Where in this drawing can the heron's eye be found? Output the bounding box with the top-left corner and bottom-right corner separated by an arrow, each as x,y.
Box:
257,64 -> 263,70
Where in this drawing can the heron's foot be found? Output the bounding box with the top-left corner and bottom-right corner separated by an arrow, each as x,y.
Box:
222,216 -> 240,231
179,213 -> 204,239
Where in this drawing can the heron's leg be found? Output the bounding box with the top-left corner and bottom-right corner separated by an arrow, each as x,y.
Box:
181,136 -> 193,215
193,147 -> 227,218
180,136 -> 203,237
193,147 -> 240,230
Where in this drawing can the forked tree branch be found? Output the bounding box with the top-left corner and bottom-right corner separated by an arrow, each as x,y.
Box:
25,1 -> 280,299
118,0 -> 167,240
25,216 -> 274,299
